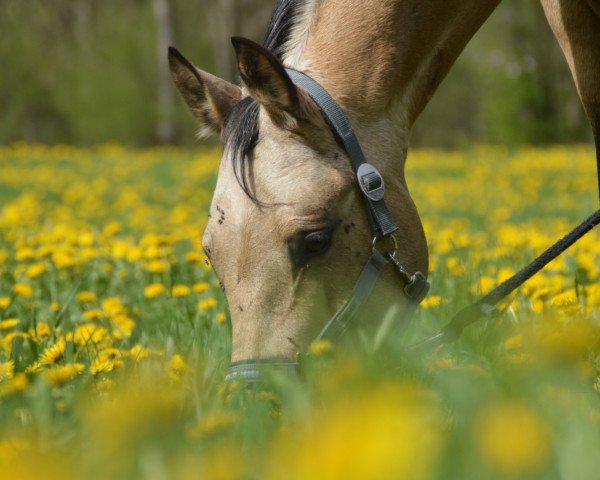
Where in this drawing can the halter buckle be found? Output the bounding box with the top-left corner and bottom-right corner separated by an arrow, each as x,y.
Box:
357,163 -> 385,201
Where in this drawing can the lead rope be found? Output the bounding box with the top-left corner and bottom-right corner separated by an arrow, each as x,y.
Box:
409,143 -> 600,351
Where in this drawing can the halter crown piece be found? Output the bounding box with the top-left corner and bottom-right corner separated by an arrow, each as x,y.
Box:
225,69 -> 430,383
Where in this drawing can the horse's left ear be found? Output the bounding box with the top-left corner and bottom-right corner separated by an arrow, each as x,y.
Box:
231,37 -> 322,130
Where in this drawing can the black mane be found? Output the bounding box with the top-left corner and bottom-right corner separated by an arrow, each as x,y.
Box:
223,0 -> 302,200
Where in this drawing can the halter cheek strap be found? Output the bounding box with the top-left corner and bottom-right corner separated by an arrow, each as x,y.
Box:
225,70 -> 430,383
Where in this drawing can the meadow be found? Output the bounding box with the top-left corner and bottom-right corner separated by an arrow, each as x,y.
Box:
0,143 -> 599,479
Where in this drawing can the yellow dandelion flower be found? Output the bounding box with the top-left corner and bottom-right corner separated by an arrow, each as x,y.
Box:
0,373 -> 29,396
90,357 -> 122,375
216,312 -> 227,324
146,259 -> 170,273
168,354 -> 187,381
198,297 -> 218,310
43,363 -> 85,386
186,410 -> 240,439
82,309 -> 104,320
76,291 -> 98,303
74,323 -> 107,346
38,338 -> 67,365
101,296 -> 126,317
110,315 -> 136,339
420,295 -> 444,309
0,360 -> 15,381
193,282 -> 210,293
26,262 -> 47,279
30,322 -> 51,339
171,284 -> 191,297
0,318 -> 19,330
144,283 -> 166,299
12,283 -> 33,298
50,302 -> 61,313
309,339 -> 333,356
0,297 -> 11,309
474,402 -> 552,476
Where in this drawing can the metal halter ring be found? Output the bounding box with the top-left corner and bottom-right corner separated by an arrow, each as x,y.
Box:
371,234 -> 398,255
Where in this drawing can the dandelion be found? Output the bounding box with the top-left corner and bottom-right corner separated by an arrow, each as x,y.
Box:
309,340 -> 333,356
420,295 -> 443,309
144,283 -> 166,299
26,262 -> 47,279
0,318 -> 19,330
198,297 -> 217,310
0,360 -> 15,381
474,401 -> 552,476
216,312 -> 226,324
39,338 -> 67,365
0,373 -> 29,396
171,284 -> 191,297
43,363 -> 85,386
146,259 -> 170,273
168,354 -> 187,381
193,282 -> 210,293
0,297 -> 11,309
12,283 -> 33,298
76,291 -> 98,303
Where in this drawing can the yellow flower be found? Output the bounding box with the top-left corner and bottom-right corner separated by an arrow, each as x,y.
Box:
192,282 -> 210,293
474,401 -> 552,476
146,259 -> 170,273
0,360 -> 15,381
0,297 -> 11,309
110,315 -> 136,339
198,297 -> 217,310
309,339 -> 333,356
50,302 -> 61,313
39,338 -> 67,365
216,312 -> 226,324
420,295 -> 443,309
12,283 -> 33,298
0,318 -> 19,330
144,283 -> 166,299
90,357 -> 122,375
168,354 -> 187,381
82,309 -> 104,320
171,284 -> 191,297
76,291 -> 98,303
0,373 -> 29,396
43,363 -> 85,386
26,262 -> 47,279
74,324 -> 107,346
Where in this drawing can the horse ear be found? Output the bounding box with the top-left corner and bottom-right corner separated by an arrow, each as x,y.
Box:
168,47 -> 241,137
231,37 -> 322,130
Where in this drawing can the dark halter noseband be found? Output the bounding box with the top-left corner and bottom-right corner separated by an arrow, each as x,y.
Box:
226,69 -> 430,383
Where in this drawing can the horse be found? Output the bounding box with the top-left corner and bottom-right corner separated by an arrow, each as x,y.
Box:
168,0 -> 600,376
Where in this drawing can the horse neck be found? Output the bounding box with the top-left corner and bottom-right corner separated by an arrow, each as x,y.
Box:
284,0 -> 501,177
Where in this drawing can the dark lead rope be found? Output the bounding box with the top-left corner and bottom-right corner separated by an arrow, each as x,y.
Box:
409,208 -> 600,350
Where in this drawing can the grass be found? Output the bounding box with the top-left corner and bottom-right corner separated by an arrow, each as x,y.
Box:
0,143 -> 599,479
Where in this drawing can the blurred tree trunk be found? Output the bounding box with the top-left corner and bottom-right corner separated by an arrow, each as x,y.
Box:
153,0 -> 175,143
211,0 -> 239,82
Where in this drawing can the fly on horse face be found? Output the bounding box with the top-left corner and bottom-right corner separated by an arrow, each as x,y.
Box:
169,0 -> 600,380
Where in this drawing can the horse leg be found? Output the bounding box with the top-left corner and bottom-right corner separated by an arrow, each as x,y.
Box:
541,0 -> 600,202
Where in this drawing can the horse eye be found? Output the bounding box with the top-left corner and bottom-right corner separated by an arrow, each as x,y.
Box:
289,228 -> 334,266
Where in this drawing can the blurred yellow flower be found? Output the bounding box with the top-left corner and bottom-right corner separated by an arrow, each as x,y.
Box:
146,259 -> 170,273
474,402 -> 552,476
172,284 -> 191,297
144,283 -> 166,299
0,297 -> 11,309
0,318 -> 19,330
12,283 -> 33,298
198,298 -> 217,310
43,363 -> 85,386
26,262 -> 47,279
0,360 -> 15,381
192,282 -> 210,293
76,291 -> 98,303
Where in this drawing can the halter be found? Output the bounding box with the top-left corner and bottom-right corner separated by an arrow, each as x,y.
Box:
226,69 -> 430,382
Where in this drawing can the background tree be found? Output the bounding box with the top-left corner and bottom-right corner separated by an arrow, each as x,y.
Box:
0,0 -> 592,147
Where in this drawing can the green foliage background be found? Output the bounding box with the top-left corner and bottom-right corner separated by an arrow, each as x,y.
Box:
0,0 -> 593,147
